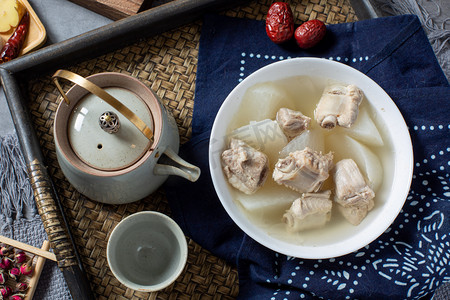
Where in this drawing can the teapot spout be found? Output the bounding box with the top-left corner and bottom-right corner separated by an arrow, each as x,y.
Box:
154,147 -> 200,182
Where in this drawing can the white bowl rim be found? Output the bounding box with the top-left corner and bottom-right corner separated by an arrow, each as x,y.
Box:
106,211 -> 188,291
209,57 -> 414,259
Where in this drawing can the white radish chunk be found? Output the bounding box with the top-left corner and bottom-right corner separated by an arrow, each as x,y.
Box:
326,134 -> 383,191
235,178 -> 299,213
230,119 -> 288,165
279,128 -> 325,158
338,107 -> 383,146
276,76 -> 319,113
236,82 -> 296,125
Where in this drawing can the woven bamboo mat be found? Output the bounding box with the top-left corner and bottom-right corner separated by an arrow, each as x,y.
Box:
25,0 -> 356,299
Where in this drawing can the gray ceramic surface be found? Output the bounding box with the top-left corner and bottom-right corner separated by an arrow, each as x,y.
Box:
107,211 -> 188,292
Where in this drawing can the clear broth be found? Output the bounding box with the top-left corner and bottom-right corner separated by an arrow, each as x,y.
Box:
226,76 -> 394,246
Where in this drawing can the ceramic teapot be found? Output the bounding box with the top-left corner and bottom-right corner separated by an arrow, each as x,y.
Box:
52,70 -> 200,204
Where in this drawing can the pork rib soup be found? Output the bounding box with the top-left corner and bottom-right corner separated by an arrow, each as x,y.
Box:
221,76 -> 394,246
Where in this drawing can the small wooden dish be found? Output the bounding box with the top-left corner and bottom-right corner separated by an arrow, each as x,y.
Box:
0,0 -> 47,56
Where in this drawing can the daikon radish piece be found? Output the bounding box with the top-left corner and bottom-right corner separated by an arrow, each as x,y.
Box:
236,82 -> 296,125
230,119 -> 288,165
279,128 -> 325,158
276,76 -> 319,113
327,134 -> 383,191
235,178 -> 299,213
0,0 -> 25,33
338,107 -> 383,146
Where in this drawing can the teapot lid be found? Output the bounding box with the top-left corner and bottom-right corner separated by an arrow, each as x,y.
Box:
67,87 -> 153,171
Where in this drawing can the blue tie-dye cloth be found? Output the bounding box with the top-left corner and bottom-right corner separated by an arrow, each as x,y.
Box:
165,14 -> 450,299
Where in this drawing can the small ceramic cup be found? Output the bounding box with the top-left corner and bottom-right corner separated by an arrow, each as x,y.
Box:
107,211 -> 188,292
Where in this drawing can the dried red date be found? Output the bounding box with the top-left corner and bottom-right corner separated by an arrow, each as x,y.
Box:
294,19 -> 326,49
265,2 -> 294,44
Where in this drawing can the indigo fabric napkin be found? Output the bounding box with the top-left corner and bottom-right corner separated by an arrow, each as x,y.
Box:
165,14 -> 450,299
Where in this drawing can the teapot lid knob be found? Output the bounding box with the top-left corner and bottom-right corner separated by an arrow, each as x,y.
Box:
99,111 -> 120,134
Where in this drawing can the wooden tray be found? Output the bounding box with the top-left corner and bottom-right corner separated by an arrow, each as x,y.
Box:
68,0 -> 154,20
0,0 -> 359,299
0,0 -> 46,56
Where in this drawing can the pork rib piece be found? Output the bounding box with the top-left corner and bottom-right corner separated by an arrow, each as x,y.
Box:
276,108 -> 311,140
273,147 -> 333,193
337,201 -> 374,226
315,84 -> 363,129
333,158 -> 375,225
222,138 -> 269,194
282,190 -> 332,232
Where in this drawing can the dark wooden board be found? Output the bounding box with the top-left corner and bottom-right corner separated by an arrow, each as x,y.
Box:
68,0 -> 154,20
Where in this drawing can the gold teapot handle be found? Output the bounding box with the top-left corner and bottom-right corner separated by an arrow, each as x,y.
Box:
52,70 -> 154,143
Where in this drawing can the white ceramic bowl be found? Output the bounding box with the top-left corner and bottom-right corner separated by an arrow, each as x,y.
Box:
209,58 -> 413,259
107,211 -> 188,291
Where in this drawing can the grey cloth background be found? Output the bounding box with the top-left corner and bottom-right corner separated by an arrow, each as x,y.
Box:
0,0 -> 447,299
